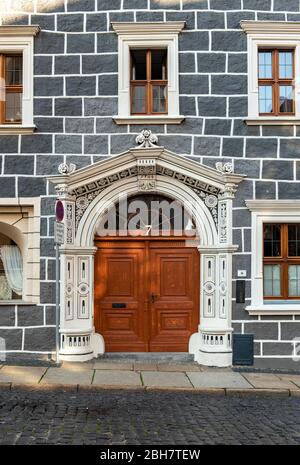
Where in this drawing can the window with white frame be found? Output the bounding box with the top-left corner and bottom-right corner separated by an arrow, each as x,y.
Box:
112,22 -> 185,125
241,21 -> 300,125
246,200 -> 300,315
0,233 -> 23,301
0,26 -> 39,134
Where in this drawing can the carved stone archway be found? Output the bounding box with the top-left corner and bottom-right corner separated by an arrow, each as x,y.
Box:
49,131 -> 245,366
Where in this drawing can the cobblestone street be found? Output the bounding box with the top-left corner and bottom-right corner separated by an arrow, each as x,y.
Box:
0,389 -> 299,445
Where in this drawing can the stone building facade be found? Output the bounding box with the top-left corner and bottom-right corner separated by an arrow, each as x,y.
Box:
0,0 -> 300,368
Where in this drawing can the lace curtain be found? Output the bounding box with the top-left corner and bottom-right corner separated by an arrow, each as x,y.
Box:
0,245 -> 23,296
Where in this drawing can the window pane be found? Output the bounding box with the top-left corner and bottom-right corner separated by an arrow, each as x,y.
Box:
259,86 -> 273,113
288,224 -> 300,257
152,85 -> 167,113
288,265 -> 300,297
258,51 -> 273,79
131,50 -> 146,80
279,51 -> 293,79
5,92 -> 22,122
264,264 -> 281,297
131,86 -> 146,113
279,85 -> 293,113
151,50 -> 167,80
264,224 -> 281,257
5,55 -> 22,85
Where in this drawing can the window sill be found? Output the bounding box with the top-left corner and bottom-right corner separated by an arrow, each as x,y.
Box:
113,116 -> 185,125
0,125 -> 35,134
246,304 -> 300,315
245,117 -> 300,126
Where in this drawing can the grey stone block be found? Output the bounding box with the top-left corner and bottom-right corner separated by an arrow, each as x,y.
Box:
34,77 -> 63,96
198,97 -> 226,116
136,11 -> 164,21
197,11 -> 225,29
157,136 -> 192,155
67,0 -> 95,10
66,76 -> 96,96
226,11 -> 255,29
41,197 -> 56,216
47,260 -> 56,280
109,12 -> 134,30
205,119 -> 231,136
280,139 -> 300,158
202,156 -> 229,169
98,75 -> 118,96
36,155 -> 64,175
179,75 -> 209,94
36,0 -> 65,12
34,98 -> 53,116
40,260 -> 46,280
57,13 -> 84,31
84,135 -> 108,154
183,0 -> 208,9
233,228 -> 242,251
255,181 -> 276,199
111,135 -> 136,154
243,322 -> 278,340
222,138 -> 244,158
0,136 -> 18,153
45,306 -> 55,325
211,75 -> 247,95
55,98 -> 82,116
55,135 -> 82,154
96,118 -> 126,134
281,323 -> 300,340
0,306 -> 15,326
86,13 -> 107,31
34,56 -> 53,75
257,12 -> 285,20
18,177 -> 46,196
232,300 -> 253,320
35,31 -> 65,54
287,13 -> 300,21
67,34 -> 95,53
229,97 -> 248,117
167,118 -> 203,134
34,117 -> 64,133
24,327 -> 55,351
278,182 -> 300,199
296,162 -> 300,180
4,155 -> 34,175
210,0 -> 241,9
18,306 -> 44,327
123,0 -> 147,8
179,31 -> 209,51
262,160 -> 294,180
234,159 -> 260,179
0,178 -> 15,197
262,126 -> 294,137
194,136 -> 220,156
21,134 -> 52,153
243,0 -> 271,10
40,282 -> 56,304
180,96 -> 196,115
97,33 -> 118,53
0,329 -> 22,350
211,31 -> 247,52
179,53 -> 196,73
31,14 -> 55,30
84,98 -> 118,116
66,155 -> 92,169
243,229 -> 252,253
233,180 -> 253,207
55,55 -> 80,74
228,54 -> 248,74
197,50 -> 225,73
82,55 -> 118,73
246,138 -> 278,158
276,0 -> 300,11
233,119 -> 260,136
150,0 -> 180,9
263,342 -> 294,356
65,118 -> 94,134
232,208 -> 251,227
166,11 -> 195,30
97,0 -> 121,9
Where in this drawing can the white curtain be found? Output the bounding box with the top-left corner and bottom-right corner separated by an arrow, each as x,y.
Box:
0,245 -> 23,296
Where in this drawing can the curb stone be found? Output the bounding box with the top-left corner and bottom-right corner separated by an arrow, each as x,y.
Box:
78,384 -> 146,392
225,388 -> 290,397
11,383 -> 78,392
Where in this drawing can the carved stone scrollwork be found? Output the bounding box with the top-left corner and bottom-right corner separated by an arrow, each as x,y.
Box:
58,163 -> 77,175
215,162 -> 233,174
137,159 -> 156,191
135,129 -> 159,148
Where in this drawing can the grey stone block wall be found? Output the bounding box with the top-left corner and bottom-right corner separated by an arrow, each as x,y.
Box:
1,0 -> 300,364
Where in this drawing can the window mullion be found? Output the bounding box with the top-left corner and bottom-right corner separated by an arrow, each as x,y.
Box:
0,55 -> 4,124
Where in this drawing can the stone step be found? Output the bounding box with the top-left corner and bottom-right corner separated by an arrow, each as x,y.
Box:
97,352 -> 194,363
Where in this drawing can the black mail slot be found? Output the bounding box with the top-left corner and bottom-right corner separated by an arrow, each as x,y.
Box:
112,303 -> 126,308
236,280 -> 245,304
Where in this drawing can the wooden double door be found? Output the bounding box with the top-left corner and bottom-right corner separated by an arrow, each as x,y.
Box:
94,238 -> 200,352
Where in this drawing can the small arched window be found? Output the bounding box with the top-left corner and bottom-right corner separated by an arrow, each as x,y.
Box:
0,232 -> 23,301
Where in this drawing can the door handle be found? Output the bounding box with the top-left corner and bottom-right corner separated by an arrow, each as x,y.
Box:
150,293 -> 157,304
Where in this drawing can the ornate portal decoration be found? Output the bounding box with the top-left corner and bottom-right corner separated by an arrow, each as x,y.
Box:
58,163 -> 77,175
219,201 -> 228,243
137,159 -> 156,191
135,129 -> 159,148
215,162 -> 233,174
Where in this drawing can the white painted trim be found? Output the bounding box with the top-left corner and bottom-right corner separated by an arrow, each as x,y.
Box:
241,21 -> 300,34
112,22 -> 184,123
0,26 -> 40,36
0,125 -> 35,134
245,199 -> 300,313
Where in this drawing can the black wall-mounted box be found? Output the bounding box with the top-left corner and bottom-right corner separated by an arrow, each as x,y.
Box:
236,280 -> 246,304
233,334 -> 254,366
